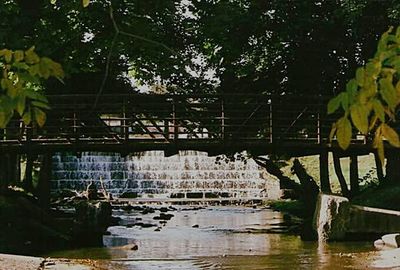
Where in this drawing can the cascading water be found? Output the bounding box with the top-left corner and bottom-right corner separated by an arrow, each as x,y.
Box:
51,151 -> 280,199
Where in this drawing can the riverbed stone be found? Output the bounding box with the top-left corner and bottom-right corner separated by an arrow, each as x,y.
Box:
313,194 -> 351,241
381,233 -> 400,248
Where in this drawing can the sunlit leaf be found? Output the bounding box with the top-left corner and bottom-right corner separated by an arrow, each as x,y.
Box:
22,110 -> 31,125
350,104 -> 369,134
355,67 -> 364,87
16,95 -> 25,116
382,123 -> 400,147
82,0 -> 90,7
33,107 -> 46,127
380,77 -> 398,110
373,132 -> 385,166
327,95 -> 341,114
372,99 -> 385,122
329,123 -> 337,142
336,117 -> 352,149
25,47 -> 40,64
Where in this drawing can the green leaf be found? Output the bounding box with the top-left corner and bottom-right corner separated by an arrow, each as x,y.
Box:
0,107 -> 13,128
31,101 -> 51,110
350,104 -> 369,134
373,131 -> 385,166
346,79 -> 358,94
0,109 -> 6,129
382,123 -> 400,147
16,95 -> 26,116
33,107 -> 46,127
25,47 -> 40,64
3,49 -> 12,63
355,67 -> 364,87
39,59 -> 51,79
365,60 -> 381,78
83,0 -> 90,7
329,123 -> 337,143
25,89 -> 48,103
12,62 -> 29,70
336,117 -> 352,149
372,99 -> 385,122
376,27 -> 393,54
380,77 -> 398,110
327,95 -> 341,114
14,50 -> 24,62
22,110 -> 31,125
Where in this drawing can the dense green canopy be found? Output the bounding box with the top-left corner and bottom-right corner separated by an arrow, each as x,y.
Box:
1,0 -> 400,96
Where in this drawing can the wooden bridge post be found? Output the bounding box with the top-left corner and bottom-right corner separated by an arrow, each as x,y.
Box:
319,149 -> 331,193
349,154 -> 359,197
269,96 -> 274,143
221,97 -> 225,140
122,99 -> 129,141
172,97 -> 178,141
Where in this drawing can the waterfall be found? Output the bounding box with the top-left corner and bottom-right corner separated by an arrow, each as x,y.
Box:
51,151 -> 280,199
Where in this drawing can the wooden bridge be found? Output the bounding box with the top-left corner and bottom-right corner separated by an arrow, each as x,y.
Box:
0,93 -> 369,155
0,93 -> 377,193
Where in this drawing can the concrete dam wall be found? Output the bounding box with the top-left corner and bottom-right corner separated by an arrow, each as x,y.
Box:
51,151 -> 280,200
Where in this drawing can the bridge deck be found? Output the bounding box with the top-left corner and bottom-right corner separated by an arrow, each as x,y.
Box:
0,94 -> 370,155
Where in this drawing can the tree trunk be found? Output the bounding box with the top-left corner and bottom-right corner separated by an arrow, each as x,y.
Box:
253,156 -> 301,197
24,153 -> 34,192
7,153 -> 20,186
385,151 -> 400,183
292,159 -> 320,217
349,155 -> 359,197
373,151 -> 385,184
0,154 -> 9,193
332,152 -> 350,197
37,153 -> 53,209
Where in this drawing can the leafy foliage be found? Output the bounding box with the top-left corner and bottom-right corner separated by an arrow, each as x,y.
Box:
328,26 -> 400,163
0,47 -> 64,128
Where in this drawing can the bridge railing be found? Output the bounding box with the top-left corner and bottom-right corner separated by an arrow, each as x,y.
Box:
0,93 -> 368,147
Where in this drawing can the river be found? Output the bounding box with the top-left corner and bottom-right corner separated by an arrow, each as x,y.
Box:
49,205 -> 379,269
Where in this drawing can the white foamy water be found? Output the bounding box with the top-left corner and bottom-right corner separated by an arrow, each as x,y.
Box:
52,151 -> 280,199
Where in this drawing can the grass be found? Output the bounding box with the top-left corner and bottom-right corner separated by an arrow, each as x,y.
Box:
351,182 -> 400,211
267,200 -> 306,218
278,153 -> 378,193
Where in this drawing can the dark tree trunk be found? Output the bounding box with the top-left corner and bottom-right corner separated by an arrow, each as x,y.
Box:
332,152 -> 350,197
292,159 -> 320,217
24,153 -> 34,192
0,153 -> 21,193
37,153 -> 53,209
7,153 -> 20,186
319,150 -> 331,193
253,156 -> 301,190
373,151 -> 385,184
253,156 -> 320,216
385,151 -> 400,183
0,154 -> 9,193
349,155 -> 359,197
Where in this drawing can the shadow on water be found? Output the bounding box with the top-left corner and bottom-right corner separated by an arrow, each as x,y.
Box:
47,206 -> 376,270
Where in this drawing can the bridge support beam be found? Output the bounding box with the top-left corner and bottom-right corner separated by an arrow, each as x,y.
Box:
319,150 -> 331,193
350,154 -> 359,197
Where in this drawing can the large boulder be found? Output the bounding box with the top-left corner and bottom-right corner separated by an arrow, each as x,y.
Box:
313,194 -> 351,241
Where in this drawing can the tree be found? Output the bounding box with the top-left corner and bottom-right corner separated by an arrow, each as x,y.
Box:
328,26 -> 400,164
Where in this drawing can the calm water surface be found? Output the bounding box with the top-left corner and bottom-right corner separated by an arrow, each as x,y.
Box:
51,206 -> 378,269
